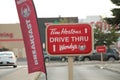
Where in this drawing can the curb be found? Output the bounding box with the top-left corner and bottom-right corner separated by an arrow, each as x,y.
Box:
104,67 -> 120,74
95,65 -> 120,74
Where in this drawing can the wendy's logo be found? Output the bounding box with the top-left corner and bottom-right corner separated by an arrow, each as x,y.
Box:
78,43 -> 86,51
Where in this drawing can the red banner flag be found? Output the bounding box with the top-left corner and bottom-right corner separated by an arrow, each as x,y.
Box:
15,0 -> 46,73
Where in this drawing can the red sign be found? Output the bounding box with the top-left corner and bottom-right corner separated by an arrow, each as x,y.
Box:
0,32 -> 13,38
96,46 -> 106,53
46,24 -> 93,56
15,0 -> 46,73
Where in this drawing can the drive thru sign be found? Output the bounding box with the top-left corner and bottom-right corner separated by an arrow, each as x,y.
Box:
46,24 -> 93,56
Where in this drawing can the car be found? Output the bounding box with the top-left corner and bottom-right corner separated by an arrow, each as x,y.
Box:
43,51 -> 67,62
0,51 -> 17,68
78,48 -> 120,61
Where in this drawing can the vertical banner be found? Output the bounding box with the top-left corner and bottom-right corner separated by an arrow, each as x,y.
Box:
15,0 -> 46,73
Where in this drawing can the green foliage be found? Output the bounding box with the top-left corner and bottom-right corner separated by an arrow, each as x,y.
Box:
111,8 -> 120,17
94,26 -> 119,48
111,0 -> 120,6
104,17 -> 116,24
101,0 -> 120,48
105,0 -> 120,26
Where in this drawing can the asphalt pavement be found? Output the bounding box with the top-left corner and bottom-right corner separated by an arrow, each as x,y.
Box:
0,66 -> 40,80
37,61 -> 120,80
0,58 -> 40,80
2,59 -> 119,80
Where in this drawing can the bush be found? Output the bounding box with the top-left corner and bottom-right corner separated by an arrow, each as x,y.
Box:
0,47 -> 9,51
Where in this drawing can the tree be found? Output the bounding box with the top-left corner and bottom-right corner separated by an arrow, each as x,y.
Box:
105,0 -> 120,30
101,0 -> 120,48
94,23 -> 119,48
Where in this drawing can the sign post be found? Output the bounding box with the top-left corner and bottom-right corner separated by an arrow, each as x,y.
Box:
46,24 -> 93,80
96,46 -> 106,69
68,56 -> 73,80
101,52 -> 103,64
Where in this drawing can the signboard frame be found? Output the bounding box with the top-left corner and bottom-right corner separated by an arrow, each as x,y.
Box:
46,23 -> 94,56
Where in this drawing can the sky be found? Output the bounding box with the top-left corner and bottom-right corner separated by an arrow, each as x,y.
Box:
0,0 -> 117,23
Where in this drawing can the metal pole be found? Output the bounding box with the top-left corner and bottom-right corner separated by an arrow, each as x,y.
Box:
100,53 -> 104,69
101,53 -> 103,64
68,56 -> 73,80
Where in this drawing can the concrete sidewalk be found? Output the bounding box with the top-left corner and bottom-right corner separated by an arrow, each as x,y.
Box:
0,67 -> 40,80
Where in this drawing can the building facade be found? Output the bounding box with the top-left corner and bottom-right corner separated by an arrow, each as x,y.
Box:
0,24 -> 26,58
